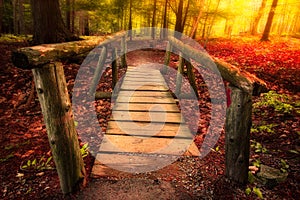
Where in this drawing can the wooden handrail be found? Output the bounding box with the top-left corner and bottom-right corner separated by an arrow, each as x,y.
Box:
168,36 -> 267,95
12,31 -> 126,70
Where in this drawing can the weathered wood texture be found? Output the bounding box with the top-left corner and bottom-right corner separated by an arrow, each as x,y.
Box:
12,31 -> 126,69
12,37 -> 105,69
225,85 -> 252,184
89,46 -> 107,95
112,48 -> 118,89
167,36 -> 267,185
175,52 -> 184,95
92,66 -> 200,175
168,36 -> 267,95
161,42 -> 172,74
32,62 -> 86,194
213,58 -> 267,95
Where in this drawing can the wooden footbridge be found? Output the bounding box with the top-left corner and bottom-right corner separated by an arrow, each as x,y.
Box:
12,31 -> 267,194
94,65 -> 200,174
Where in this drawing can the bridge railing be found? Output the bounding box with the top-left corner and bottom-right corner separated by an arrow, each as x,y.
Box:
164,35 -> 268,184
12,31 -> 127,194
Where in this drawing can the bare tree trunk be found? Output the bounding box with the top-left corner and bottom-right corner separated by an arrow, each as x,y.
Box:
128,0 -> 132,40
19,0 -> 24,34
30,0 -> 75,44
174,0 -> 183,36
161,0 -> 168,39
66,0 -> 71,31
71,0 -> 75,33
189,0 -> 204,38
261,0 -> 278,41
84,12 -> 89,36
151,0 -> 157,39
182,0 -> 190,33
251,0 -> 267,35
0,0 -> 3,35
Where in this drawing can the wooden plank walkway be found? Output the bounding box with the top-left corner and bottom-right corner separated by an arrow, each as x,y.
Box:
92,66 -> 200,175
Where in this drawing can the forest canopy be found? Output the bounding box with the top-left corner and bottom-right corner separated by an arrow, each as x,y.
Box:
1,0 -> 299,39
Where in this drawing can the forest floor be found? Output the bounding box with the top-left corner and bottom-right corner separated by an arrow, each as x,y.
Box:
0,36 -> 299,199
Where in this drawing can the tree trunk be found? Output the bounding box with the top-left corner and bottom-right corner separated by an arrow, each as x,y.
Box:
128,0 -> 133,40
0,0 -> 3,35
30,0 -> 75,44
189,0 -> 204,38
260,0 -> 278,41
84,12 -> 89,36
182,0 -> 190,34
174,0 -> 183,37
225,85 -> 252,184
161,0 -> 168,39
151,0 -> 157,39
66,0 -> 71,31
251,0 -> 267,35
71,0 -> 75,33
32,62 -> 86,194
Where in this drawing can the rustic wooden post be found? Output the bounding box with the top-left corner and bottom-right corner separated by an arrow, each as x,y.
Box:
175,52 -> 184,96
32,62 -> 86,194
89,46 -> 107,95
112,48 -> 118,89
184,57 -> 199,98
162,42 -> 172,74
225,85 -> 252,184
120,36 -> 127,68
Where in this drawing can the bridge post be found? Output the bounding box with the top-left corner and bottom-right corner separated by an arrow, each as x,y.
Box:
225,85 -> 252,184
121,36 -> 127,68
162,42 -> 172,74
32,62 -> 86,193
112,47 -> 118,89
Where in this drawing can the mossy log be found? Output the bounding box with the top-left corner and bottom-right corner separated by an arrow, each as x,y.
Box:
12,31 -> 126,70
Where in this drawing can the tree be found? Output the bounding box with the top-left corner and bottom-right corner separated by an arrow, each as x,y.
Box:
30,0 -> 75,44
251,0 -> 267,35
0,0 -> 3,35
189,0 -> 204,38
151,0 -> 157,39
13,0 -> 24,35
260,0 -> 279,41
171,0 -> 190,38
128,0 -> 132,40
66,0 -> 71,31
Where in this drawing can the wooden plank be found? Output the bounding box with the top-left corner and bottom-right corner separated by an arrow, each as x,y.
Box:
120,84 -> 169,91
117,91 -> 172,97
116,96 -> 176,104
113,103 -> 179,112
123,77 -> 165,82
99,134 -> 193,153
106,121 -> 189,137
110,111 -> 184,123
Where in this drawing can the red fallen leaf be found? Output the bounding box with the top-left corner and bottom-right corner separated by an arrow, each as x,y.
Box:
21,150 -> 34,158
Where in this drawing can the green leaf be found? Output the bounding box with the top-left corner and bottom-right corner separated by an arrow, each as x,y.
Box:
45,157 -> 52,165
253,187 -> 263,199
288,150 -> 299,154
248,171 -> 255,183
32,159 -> 37,166
245,187 -> 252,195
27,160 -> 31,166
74,121 -> 78,127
